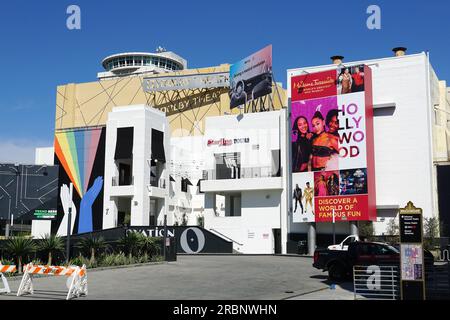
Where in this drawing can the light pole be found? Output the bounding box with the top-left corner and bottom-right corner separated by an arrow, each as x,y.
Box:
163,213 -> 167,261
332,208 -> 336,245
65,183 -> 73,263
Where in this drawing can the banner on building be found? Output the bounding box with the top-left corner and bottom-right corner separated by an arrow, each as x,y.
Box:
0,164 -> 59,220
289,65 -> 376,223
229,45 -> 273,109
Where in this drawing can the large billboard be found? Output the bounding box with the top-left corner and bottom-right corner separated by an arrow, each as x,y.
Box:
0,164 -> 59,220
290,65 -> 376,223
229,45 -> 272,109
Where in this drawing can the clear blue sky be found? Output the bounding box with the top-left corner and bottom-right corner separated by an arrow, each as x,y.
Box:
0,0 -> 449,162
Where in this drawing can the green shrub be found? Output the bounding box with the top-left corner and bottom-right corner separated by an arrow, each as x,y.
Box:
117,232 -> 143,258
4,236 -> 37,273
76,237 -> 107,263
68,254 -> 95,268
38,234 -> 64,266
151,255 -> 163,262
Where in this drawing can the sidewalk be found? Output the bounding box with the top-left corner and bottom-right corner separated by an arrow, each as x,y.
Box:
288,282 -> 358,300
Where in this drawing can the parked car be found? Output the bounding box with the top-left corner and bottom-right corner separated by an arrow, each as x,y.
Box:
313,241 -> 434,280
327,235 -> 359,251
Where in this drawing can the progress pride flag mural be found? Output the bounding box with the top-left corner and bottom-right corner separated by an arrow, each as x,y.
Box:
290,65 -> 376,223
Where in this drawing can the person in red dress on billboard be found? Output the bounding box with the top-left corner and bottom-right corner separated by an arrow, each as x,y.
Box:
351,66 -> 364,92
310,111 -> 339,171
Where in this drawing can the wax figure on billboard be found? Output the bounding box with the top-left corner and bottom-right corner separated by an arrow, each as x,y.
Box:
292,116 -> 313,172
291,97 -> 340,173
310,110 -> 339,171
303,182 -> 314,213
293,184 -> 304,214
337,66 -> 365,94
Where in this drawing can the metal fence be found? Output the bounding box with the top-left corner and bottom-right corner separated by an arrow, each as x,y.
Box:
426,250 -> 450,299
202,166 -> 280,180
353,265 -> 400,300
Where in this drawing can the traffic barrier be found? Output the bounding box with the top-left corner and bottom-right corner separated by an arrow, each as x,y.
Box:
17,263 -> 88,300
0,265 -> 17,294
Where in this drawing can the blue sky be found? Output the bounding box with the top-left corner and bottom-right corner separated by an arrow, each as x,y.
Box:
0,0 -> 449,163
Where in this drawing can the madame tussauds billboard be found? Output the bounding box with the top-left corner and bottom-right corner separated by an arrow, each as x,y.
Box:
289,65 -> 376,223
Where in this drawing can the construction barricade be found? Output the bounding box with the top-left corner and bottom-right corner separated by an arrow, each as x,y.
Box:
17,263 -> 88,300
0,265 -> 17,294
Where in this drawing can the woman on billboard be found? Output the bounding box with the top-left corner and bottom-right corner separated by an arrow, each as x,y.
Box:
292,116 -> 313,172
315,174 -> 328,197
310,111 -> 339,171
338,68 -> 352,94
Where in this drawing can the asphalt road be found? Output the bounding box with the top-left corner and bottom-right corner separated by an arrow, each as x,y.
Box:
0,255 -> 330,300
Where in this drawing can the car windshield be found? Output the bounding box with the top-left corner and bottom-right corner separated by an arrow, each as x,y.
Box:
386,245 -> 399,253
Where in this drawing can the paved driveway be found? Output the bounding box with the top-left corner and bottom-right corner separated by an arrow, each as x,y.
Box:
0,255 -> 330,300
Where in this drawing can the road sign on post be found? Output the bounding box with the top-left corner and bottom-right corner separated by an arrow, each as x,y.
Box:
399,201 -> 426,300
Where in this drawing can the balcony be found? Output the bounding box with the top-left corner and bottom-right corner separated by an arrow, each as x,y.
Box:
148,178 -> 167,198
112,176 -> 134,186
150,177 -> 166,188
110,176 -> 134,197
200,166 -> 283,192
202,166 -> 281,180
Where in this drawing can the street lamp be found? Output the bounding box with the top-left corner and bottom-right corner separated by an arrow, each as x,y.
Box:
332,209 -> 336,245
65,183 -> 73,263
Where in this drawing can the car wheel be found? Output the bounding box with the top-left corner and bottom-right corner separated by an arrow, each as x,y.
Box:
328,263 -> 345,281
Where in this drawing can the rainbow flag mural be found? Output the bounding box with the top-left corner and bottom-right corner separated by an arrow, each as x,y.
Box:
54,128 -> 103,197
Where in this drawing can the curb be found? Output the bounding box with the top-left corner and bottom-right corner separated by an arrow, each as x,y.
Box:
87,261 -> 168,272
177,253 -> 312,257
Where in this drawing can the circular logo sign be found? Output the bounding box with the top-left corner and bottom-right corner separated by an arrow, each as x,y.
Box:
180,227 -> 205,253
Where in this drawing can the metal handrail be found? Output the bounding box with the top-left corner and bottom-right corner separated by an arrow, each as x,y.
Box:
209,228 -> 243,246
353,265 -> 399,300
202,166 -> 281,180
112,176 -> 134,186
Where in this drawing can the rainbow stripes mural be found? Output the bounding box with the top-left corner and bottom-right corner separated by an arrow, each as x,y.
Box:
54,128 -> 103,197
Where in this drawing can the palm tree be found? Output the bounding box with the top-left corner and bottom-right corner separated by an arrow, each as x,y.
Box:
136,234 -> 160,257
4,236 -> 36,273
38,234 -> 64,266
76,237 -> 107,263
117,232 -> 143,259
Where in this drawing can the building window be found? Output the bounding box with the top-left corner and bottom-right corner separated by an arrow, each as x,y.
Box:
226,194 -> 241,217
134,57 -> 142,66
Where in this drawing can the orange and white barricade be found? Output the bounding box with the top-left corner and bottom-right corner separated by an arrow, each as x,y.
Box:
0,265 -> 17,294
17,263 -> 88,300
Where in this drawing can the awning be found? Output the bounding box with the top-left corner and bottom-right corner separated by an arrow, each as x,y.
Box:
181,178 -> 193,192
151,129 -> 166,163
114,127 -> 134,160
197,179 -> 204,194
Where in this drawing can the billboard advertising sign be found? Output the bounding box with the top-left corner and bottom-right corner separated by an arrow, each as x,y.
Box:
229,45 -> 273,109
0,164 -> 59,220
290,64 -> 376,223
